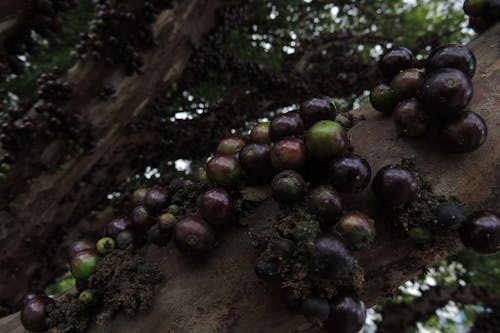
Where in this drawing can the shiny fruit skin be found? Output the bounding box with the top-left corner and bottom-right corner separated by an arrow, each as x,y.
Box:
325,292 -> 366,333
96,237 -> 116,255
250,122 -> 271,144
131,187 -> 149,206
106,217 -> 130,238
20,296 -> 54,332
432,202 -> 466,230
459,211 -> 500,255
70,249 -> 100,280
20,291 -> 45,306
173,215 -> 215,255
144,188 -> 170,213
269,111 -> 305,142
206,154 -> 242,187
271,170 -> 307,204
239,143 -> 274,183
369,84 -> 398,114
439,111 -> 487,153
426,44 -> 476,78
216,135 -> 246,155
463,0 -> 488,17
307,185 -> 343,225
305,120 -> 348,161
299,97 -> 337,128
329,154 -> 371,193
314,235 -> 354,279
198,187 -> 235,225
271,137 -> 307,171
254,259 -> 280,280
378,47 -> 414,79
69,238 -> 95,258
372,165 -> 418,207
131,205 -> 151,231
392,99 -> 430,137
336,211 -> 376,250
420,68 -> 473,118
391,68 -> 425,100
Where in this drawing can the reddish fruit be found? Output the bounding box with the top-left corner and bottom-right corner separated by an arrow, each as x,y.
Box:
206,154 -> 242,187
391,68 -> 425,100
173,216 -> 215,255
269,111 -> 304,142
198,187 -> 235,225
216,135 -> 246,155
271,137 -> 307,171
299,97 -> 337,128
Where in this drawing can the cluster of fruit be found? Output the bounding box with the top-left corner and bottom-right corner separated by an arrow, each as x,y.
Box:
464,0 -> 500,32
370,44 -> 487,153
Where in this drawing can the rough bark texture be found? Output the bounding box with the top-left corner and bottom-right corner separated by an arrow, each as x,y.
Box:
0,0 -> 228,308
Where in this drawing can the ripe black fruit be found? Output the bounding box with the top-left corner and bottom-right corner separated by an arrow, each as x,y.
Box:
271,170 -> 307,204
254,259 -> 280,280
131,205 -> 151,231
329,154 -> 371,193
307,185 -> 343,225
314,235 -> 354,279
459,211 -> 500,255
271,137 -> 307,171
198,187 -> 235,225
20,295 -> 54,332
106,217 -> 130,238
144,188 -> 170,213
379,47 -> 414,79
432,202 -> 466,230
173,215 -> 215,255
391,68 -> 425,100
426,44 -> 476,78
372,165 -> 418,207
439,111 -> 487,153
325,292 -> 366,333
131,187 -> 149,206
239,143 -> 274,183
299,97 -> 337,128
369,84 -> 398,114
392,99 -> 430,137
269,111 -> 305,142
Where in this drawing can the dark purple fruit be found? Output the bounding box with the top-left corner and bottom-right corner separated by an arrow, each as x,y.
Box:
69,238 -> 95,258
173,215 -> 215,254
329,154 -> 371,193
326,292 -> 366,333
168,177 -> 185,193
369,84 -> 398,114
372,165 -> 418,207
106,217 -> 130,238
70,249 -> 100,280
391,68 -> 425,100
131,187 -> 149,206
468,16 -> 491,33
379,47 -> 414,79
250,122 -> 271,144
336,211 -> 376,250
131,205 -> 151,231
254,259 -> 279,280
432,202 -> 466,230
144,188 -> 170,213
239,143 -> 274,183
270,239 -> 296,258
115,230 -> 137,249
20,291 -> 45,306
21,295 -> 54,332
314,235 -> 354,279
463,0 -> 488,17
305,120 -> 348,161
269,111 -> 305,142
271,170 -> 307,204
158,213 -> 177,230
426,44 -> 476,78
439,111 -> 487,153
420,68 -> 473,118
198,187 -> 235,225
459,211 -> 500,255
300,296 -> 330,321
216,135 -> 246,155
206,154 -> 242,187
307,185 -> 343,225
271,137 -> 307,171
392,99 -> 430,137
299,97 -> 337,128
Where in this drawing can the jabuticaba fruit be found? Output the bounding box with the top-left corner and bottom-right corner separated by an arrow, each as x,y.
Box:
305,120 -> 348,161
329,153 -> 371,193
131,187 -> 149,206
70,249 -> 100,280
299,296 -> 330,321
271,137 -> 307,171
206,154 -> 242,187
463,0 -> 488,17
254,259 -> 280,280
20,294 -> 54,332
459,211 -> 500,255
299,97 -> 337,128
130,205 -> 151,231
378,47 -> 414,79
173,215 -> 215,255
144,188 -> 170,213
78,289 -> 95,306
250,122 -> 271,144
369,83 -> 398,114
168,177 -> 186,193
269,111 -> 305,142
325,291 -> 366,333
68,238 -> 95,258
96,237 -> 116,255
407,226 -> 433,244
20,291 -> 46,306
158,213 -> 177,230
372,165 -> 419,207
271,170 -> 307,204
239,143 -> 274,183
392,99 -> 430,137
306,185 -> 343,225
270,238 -> 296,258
216,135 -> 246,155
420,68 -> 473,118
106,217 -> 130,238
314,235 -> 354,279
439,111 -> 487,153
391,68 -> 425,100
426,44 -> 476,78
336,211 -> 376,250
432,202 -> 466,230
198,187 -> 235,225
115,230 -> 137,250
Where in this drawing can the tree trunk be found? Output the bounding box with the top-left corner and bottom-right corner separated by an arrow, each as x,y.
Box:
0,0 -> 229,308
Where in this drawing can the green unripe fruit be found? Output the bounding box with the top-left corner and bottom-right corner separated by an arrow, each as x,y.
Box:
206,154 -> 242,187
216,136 -> 246,155
0,163 -> 11,173
250,122 -> 271,144
167,204 -> 180,215
336,211 -> 376,250
408,226 -> 433,244
96,237 -> 116,255
158,213 -> 177,230
271,170 -> 307,204
70,249 -> 100,280
306,120 -> 348,161
78,289 -> 96,306
370,84 -> 398,114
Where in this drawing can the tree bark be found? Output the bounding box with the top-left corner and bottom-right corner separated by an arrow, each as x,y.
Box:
0,0 -> 30,44
0,0 -> 230,308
